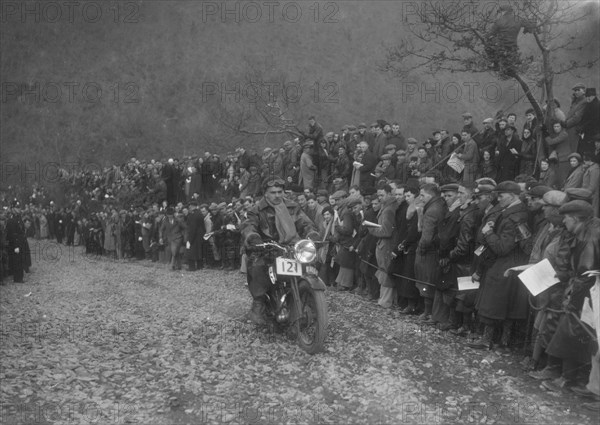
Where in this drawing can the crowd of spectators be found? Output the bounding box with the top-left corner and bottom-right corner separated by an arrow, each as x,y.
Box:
1,82 -> 599,409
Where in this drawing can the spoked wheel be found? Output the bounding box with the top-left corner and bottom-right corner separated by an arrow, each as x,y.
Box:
295,281 -> 328,354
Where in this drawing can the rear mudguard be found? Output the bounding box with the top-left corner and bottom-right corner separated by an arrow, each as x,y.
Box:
299,274 -> 327,291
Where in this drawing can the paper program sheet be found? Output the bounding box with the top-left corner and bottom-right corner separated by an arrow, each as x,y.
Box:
517,258 -> 559,296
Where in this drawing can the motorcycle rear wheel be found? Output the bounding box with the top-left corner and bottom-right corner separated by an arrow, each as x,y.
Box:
295,281 -> 328,354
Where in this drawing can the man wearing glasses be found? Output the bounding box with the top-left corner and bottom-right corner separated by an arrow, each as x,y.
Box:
240,178 -> 318,325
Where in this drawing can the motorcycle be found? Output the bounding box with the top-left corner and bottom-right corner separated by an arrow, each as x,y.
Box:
250,239 -> 328,354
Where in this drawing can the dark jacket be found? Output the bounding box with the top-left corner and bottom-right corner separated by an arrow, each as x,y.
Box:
333,207 -> 360,269
185,210 -> 206,260
547,217 -> 600,363
476,201 -> 530,320
240,198 -> 316,246
449,202 -> 481,274
417,195 -> 447,254
581,97 -> 600,141
160,216 -> 186,243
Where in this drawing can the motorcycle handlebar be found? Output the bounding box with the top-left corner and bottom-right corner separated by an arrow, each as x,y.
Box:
254,242 -> 286,251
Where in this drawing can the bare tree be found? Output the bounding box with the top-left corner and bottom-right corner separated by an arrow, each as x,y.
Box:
206,57 -> 316,148
380,0 -> 598,162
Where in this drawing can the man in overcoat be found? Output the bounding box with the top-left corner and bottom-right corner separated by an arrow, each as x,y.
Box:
469,181 -> 530,350
186,202 -> 206,271
415,183 -> 447,321
542,201 -> 599,392
368,184 -> 398,308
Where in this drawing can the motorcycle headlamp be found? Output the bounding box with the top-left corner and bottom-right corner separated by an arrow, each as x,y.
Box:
294,239 -> 317,264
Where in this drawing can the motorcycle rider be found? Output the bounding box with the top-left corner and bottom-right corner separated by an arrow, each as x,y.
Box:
240,178 -> 319,325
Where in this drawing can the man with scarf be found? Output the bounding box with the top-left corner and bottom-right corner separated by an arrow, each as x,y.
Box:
240,178 -> 319,325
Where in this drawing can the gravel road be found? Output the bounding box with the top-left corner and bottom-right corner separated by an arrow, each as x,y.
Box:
0,239 -> 597,425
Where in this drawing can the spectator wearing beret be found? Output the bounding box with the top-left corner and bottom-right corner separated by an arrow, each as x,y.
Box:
562,153 -> 585,191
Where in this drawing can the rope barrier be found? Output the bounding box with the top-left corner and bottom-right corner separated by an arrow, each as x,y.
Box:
355,252 -> 597,342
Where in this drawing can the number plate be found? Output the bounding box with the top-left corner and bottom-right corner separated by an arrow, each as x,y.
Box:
275,257 -> 302,276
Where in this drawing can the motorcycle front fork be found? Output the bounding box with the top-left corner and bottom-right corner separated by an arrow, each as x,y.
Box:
289,277 -> 304,333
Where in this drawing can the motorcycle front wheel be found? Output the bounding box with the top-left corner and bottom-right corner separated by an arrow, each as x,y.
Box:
295,280 -> 328,354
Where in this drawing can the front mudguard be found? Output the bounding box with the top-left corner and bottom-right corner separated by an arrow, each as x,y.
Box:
299,273 -> 327,291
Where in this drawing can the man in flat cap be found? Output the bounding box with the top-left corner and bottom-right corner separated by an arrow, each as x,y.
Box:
525,185 -> 552,231
469,181 -> 530,350
185,201 -> 206,271
306,116 -> 324,145
298,142 -> 317,190
405,137 -> 418,159
414,183 -> 447,321
371,122 -> 388,161
387,122 -> 406,152
368,183 -> 399,306
354,142 -> 378,193
565,83 -> 588,153
458,130 -> 480,185
479,118 -> 497,157
462,113 -> 480,141
541,200 -> 600,393
469,182 -> 502,325
5,204 -> 29,283
160,206 -> 187,271
428,183 -> 462,327
316,189 -> 329,207
377,153 -> 396,181
579,88 -> 600,157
